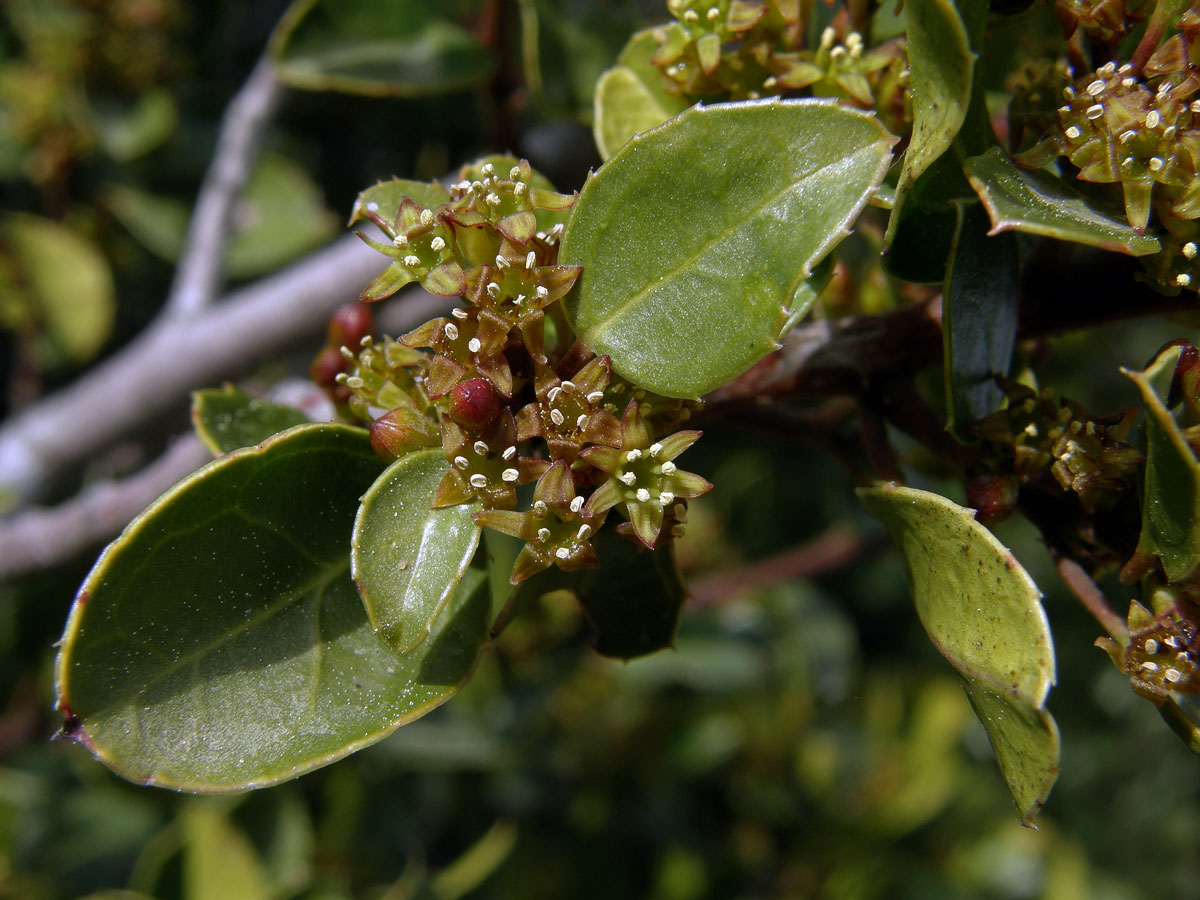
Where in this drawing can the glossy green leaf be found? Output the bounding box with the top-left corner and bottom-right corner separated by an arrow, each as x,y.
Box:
269,0 -> 493,97
561,99 -> 895,398
961,682 -> 1061,826
55,425 -> 491,792
182,804 -> 269,900
942,201 -> 1018,439
964,147 -> 1161,257
348,178 -> 451,229
593,28 -> 688,161
2,212 -> 115,362
858,484 -> 1058,821
882,153 -> 969,283
888,0 -> 978,234
191,386 -> 310,456
351,450 -> 481,654
1125,346 -> 1200,582
103,154 -> 338,279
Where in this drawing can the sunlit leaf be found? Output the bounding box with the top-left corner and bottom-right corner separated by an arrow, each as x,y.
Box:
964,147 -> 1161,256
561,99 -> 895,398
55,425 -> 490,792
269,0 -> 493,97
593,27 -> 688,160
352,450 -> 481,654
857,483 -> 1058,822
192,386 -> 310,456
182,804 -> 269,900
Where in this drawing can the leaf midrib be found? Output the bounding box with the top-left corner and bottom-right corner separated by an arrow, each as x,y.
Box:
579,137 -> 886,347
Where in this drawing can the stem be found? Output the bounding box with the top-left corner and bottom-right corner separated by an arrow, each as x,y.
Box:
1053,551 -> 1129,642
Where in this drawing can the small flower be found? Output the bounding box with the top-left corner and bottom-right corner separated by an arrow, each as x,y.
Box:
432,414 -> 546,510
473,461 -> 607,583
515,355 -> 622,461
581,401 -> 711,548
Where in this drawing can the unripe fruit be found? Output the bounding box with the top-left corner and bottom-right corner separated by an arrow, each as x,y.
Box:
447,377 -> 502,430
370,408 -> 438,459
309,345 -> 348,389
326,303 -> 374,349
967,473 -> 1020,526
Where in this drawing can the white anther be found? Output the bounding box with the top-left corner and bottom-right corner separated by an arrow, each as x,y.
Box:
577,524 -> 592,540
1122,77 -> 1136,87
1063,86 -> 1075,99
513,181 -> 526,196
648,442 -> 663,457
486,282 -> 501,299
550,409 -> 565,427
684,8 -> 699,20
1146,110 -> 1161,128
1141,660 -> 1160,672
345,376 -> 364,390
430,236 -> 446,252
444,322 -> 460,341
619,471 -> 637,486
555,547 -> 571,560
576,414 -> 589,428
1121,157 -> 1134,169
452,307 -> 469,319
1119,63 -> 1132,73
502,445 -> 517,460
547,386 -> 562,403
1100,62 -> 1116,75
1184,242 -> 1197,259
474,440 -> 489,455
536,527 -> 551,542
1086,104 -> 1103,119
820,26 -> 836,49
486,192 -> 501,207
525,251 -> 536,270
495,254 -> 509,268
570,495 -> 584,513
468,338 -> 482,353
1165,125 -> 1177,140
561,380 -> 575,391
501,468 -> 519,482
830,46 -> 846,59
509,165 -> 522,180
1086,79 -> 1105,96
586,391 -> 604,404
659,491 -> 675,505
420,209 -> 434,225
1119,129 -> 1135,143
764,76 -> 778,88
1149,156 -> 1164,171
1165,668 -> 1183,683
481,163 -> 495,176
636,488 -> 651,502
454,455 -> 469,469
707,6 -> 720,19
1177,273 -> 1192,286
533,500 -> 548,517
469,473 -> 488,488
471,180 -> 483,192
1192,100 -> 1200,113
661,461 -> 677,475
626,448 -> 642,461
536,285 -> 549,299
1065,126 -> 1082,140
1166,635 -> 1180,648
1146,639 -> 1159,654
404,255 -> 421,267
392,233 -> 408,247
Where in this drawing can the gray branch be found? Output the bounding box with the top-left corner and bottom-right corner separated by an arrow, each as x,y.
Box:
164,57 -> 283,319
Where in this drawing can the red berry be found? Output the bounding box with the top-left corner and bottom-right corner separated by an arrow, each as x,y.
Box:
448,378 -> 502,430
967,474 -> 1019,526
326,303 -> 374,349
309,345 -> 347,389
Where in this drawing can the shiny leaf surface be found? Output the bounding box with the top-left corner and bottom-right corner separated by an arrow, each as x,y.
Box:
191,386 -> 310,456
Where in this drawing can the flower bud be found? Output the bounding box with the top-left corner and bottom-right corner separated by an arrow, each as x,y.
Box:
370,407 -> 439,459
326,303 -> 374,349
447,377 -> 502,430
309,345 -> 348,389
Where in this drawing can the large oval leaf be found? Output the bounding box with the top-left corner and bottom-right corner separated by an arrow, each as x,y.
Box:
561,99 -> 895,398
857,483 -> 1059,822
352,450 -> 481,654
191,386 -> 310,456
55,424 -> 490,792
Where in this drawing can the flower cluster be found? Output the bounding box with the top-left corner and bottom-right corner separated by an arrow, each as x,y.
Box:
650,1 -> 908,131
972,379 -> 1142,516
1098,593 -> 1200,703
1016,60 -> 1200,233
321,157 -> 711,585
